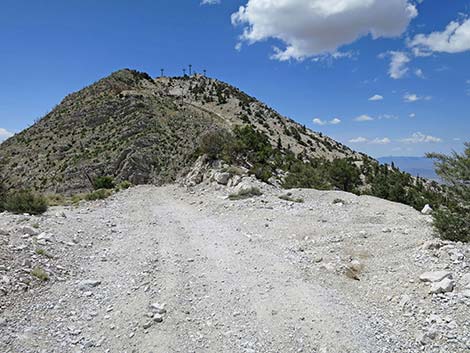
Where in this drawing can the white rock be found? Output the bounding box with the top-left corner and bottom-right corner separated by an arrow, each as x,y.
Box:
0,228 -> 10,235
430,278 -> 454,294
21,226 -> 39,236
419,271 -> 452,283
153,313 -> 164,322
461,273 -> 470,286
79,279 -> 102,290
421,204 -> 433,215
214,172 -> 231,185
150,303 -> 167,314
37,233 -> 53,242
349,260 -> 363,272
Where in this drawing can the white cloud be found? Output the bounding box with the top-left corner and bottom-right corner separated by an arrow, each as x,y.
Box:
354,114 -> 374,122
313,117 -> 341,125
387,51 -> 410,79
231,0 -> 418,61
349,137 -> 368,143
378,114 -> 399,120
200,0 -> 220,5
368,94 -> 383,101
348,136 -> 390,144
409,18 -> 470,55
370,137 -> 391,144
409,113 -> 416,118
401,132 -> 442,143
414,68 -> 425,78
330,118 -> 341,125
0,128 -> 13,142
403,93 -> 431,102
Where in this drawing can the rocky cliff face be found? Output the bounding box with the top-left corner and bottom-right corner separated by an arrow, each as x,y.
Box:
0,69 -> 363,194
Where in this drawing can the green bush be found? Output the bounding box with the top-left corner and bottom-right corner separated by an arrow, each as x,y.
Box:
85,189 -> 113,201
2,190 -> 48,215
94,176 -> 115,190
228,187 -> 262,200
427,143 -> 470,242
117,181 -> 132,190
198,129 -> 235,160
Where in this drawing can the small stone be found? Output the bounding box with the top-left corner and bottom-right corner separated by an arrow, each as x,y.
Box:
419,271 -> 452,283
150,303 -> 167,314
382,228 -> 392,233
79,279 -> 102,290
421,204 -> 433,215
142,321 -> 153,329
349,260 -> 363,272
21,226 -> 39,236
153,314 -> 163,323
430,278 -> 454,294
37,233 -> 53,242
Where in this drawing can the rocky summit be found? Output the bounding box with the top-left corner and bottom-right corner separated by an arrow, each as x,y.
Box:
0,69 -> 359,194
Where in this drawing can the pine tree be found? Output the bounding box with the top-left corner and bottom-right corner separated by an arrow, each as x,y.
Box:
427,142 -> 470,242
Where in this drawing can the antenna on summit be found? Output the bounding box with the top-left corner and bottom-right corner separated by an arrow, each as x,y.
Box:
203,69 -> 207,77
189,64 -> 192,76
182,68 -> 186,76
160,69 -> 164,77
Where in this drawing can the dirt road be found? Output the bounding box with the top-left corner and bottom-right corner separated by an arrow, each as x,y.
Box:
1,185 -> 469,352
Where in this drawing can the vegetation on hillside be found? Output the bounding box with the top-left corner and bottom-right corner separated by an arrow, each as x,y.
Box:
427,143 -> 470,242
198,125 -> 444,212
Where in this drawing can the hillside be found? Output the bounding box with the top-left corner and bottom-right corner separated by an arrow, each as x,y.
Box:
0,69 -> 360,194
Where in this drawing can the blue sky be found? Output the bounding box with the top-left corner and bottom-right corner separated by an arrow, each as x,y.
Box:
0,0 -> 468,158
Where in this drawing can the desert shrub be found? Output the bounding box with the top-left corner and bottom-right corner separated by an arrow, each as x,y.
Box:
427,143 -> 470,242
228,187 -> 262,200
94,176 -> 115,190
3,190 -> 48,215
279,193 -> 304,203
198,129 -> 235,160
117,181 -> 132,190
85,189 -> 113,201
31,267 -> 49,281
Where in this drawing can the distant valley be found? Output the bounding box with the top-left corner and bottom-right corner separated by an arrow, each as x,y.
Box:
378,156 -> 439,181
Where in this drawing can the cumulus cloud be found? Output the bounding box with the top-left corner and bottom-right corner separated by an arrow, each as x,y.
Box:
349,136 -> 390,144
370,137 -> 391,144
0,128 -> 13,142
414,68 -> 425,78
349,137 -> 368,143
354,114 -> 374,122
386,51 -> 410,79
409,113 -> 416,118
313,117 -> 341,125
401,132 -> 442,143
403,93 -> 431,102
409,18 -> 470,56
200,0 -> 220,5
231,0 -> 418,61
368,94 -> 383,101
